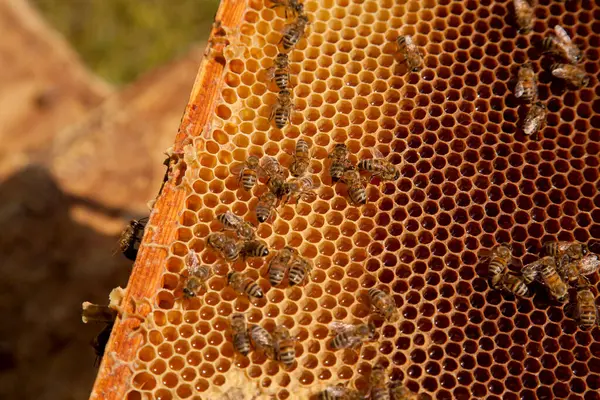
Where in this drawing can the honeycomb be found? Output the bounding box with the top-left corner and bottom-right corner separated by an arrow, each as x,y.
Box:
90,0 -> 600,399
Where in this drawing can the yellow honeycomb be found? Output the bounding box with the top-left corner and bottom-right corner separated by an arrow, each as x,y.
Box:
91,0 -> 600,399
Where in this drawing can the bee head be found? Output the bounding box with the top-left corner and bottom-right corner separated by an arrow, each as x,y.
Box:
294,3 -> 304,13
260,248 -> 270,257
257,214 -> 268,223
227,272 -> 235,283
183,288 -> 196,298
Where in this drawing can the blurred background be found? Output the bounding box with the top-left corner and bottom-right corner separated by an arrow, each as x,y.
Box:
0,0 -> 218,398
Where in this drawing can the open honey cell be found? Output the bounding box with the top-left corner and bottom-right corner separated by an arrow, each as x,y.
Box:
89,0 -> 600,399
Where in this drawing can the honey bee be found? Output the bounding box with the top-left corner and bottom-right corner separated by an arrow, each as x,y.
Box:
573,286 -> 599,330
182,250 -> 213,298
370,365 -> 391,400
240,239 -> 270,259
206,233 -> 242,262
269,0 -> 304,18
282,175 -> 317,205
117,217 -> 148,260
249,324 -> 275,359
328,143 -> 353,182
496,272 -> 529,298
396,35 -> 423,72
357,149 -> 400,182
280,14 -> 310,51
342,169 -> 367,205
480,244 -> 513,288
228,271 -> 264,299
514,63 -> 538,103
558,253 -> 600,285
543,25 -> 582,64
268,246 -> 298,286
288,255 -> 312,286
270,89 -> 294,129
261,157 -> 289,200
550,63 -> 589,88
523,256 -> 569,303
230,312 -> 251,356
319,385 -> 366,400
522,102 -> 546,138
368,288 -> 399,322
217,211 -> 256,240
544,241 -> 588,260
91,322 -> 113,367
289,138 -> 311,177
328,322 -> 376,350
513,0 -> 534,33
273,325 -> 296,367
256,191 -> 279,223
268,53 -> 291,91
231,155 -> 261,192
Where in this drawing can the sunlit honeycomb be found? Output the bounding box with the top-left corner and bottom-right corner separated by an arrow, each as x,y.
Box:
116,0 -> 600,399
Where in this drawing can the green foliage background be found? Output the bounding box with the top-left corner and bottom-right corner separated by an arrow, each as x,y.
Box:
32,0 -> 221,85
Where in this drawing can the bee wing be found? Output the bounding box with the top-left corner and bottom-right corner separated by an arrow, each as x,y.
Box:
521,260 -> 540,279
230,162 -> 245,176
226,210 -> 244,225
554,25 -> 572,44
300,190 -> 318,202
478,248 -> 493,261
514,80 -> 525,98
260,156 -> 282,176
579,255 -> 600,275
328,321 -> 356,335
265,66 -> 276,80
523,106 -> 545,135
186,249 -> 201,273
371,147 -> 386,160
551,65 -> 571,80
325,386 -> 351,396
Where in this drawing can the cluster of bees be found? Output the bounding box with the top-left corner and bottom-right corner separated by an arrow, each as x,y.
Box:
234,140 -> 402,215
267,0 -> 309,128
486,241 -> 600,329
225,288 -> 408,398
513,0 -> 589,138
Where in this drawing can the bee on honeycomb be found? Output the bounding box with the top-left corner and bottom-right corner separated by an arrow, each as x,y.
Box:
116,217 -> 148,260
396,35 -> 423,72
280,14 -> 309,51
543,25 -> 583,64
